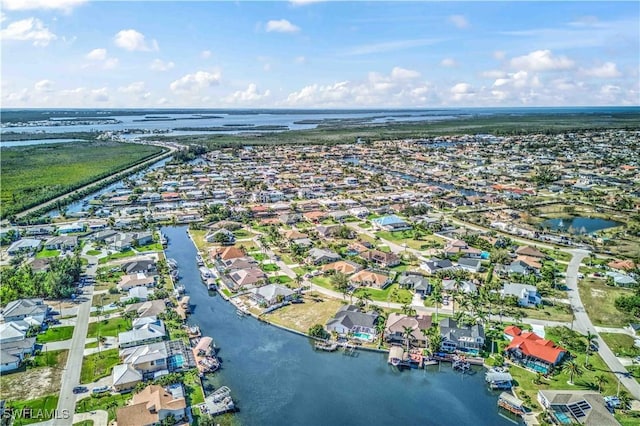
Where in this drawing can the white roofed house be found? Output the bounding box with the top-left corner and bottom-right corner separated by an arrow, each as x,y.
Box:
0,298 -> 49,325
118,316 -> 166,349
117,273 -> 157,291
7,238 -> 42,256
112,363 -> 144,392
249,284 -> 295,308
502,283 -> 542,307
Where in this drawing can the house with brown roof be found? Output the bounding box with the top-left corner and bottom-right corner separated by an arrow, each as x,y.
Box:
359,249 -> 400,268
443,239 -> 482,258
303,211 -> 327,223
228,268 -> 267,290
321,260 -> 363,275
384,313 -> 432,347
515,246 -> 546,259
212,246 -> 245,262
116,384 -> 187,426
504,326 -> 566,374
349,269 -> 392,289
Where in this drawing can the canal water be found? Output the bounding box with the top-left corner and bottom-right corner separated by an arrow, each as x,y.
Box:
540,217 -> 622,234
162,225 -> 519,426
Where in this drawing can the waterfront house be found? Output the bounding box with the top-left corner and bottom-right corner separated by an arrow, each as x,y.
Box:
0,298 -> 48,325
118,317 -> 166,349
112,363 -> 144,392
117,273 -> 157,291
384,313 -> 431,347
212,246 -> 246,263
371,215 -> 412,231
249,284 -> 294,307
359,249 -> 400,268
397,272 -> 432,298
321,260 -> 363,275
504,326 -> 566,373
326,305 -> 379,340
121,259 -> 157,275
502,283 -> 542,307
306,248 -> 342,265
537,390 -> 620,426
349,269 -> 392,290
125,300 -> 166,319
205,229 -> 236,245
439,318 -> 485,352
116,384 -> 187,426
228,268 -> 267,290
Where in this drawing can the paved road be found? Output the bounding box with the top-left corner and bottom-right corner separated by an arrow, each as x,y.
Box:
55,258 -> 98,425
563,249 -> 640,399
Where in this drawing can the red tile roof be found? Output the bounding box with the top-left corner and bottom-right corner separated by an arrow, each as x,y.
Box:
505,329 -> 567,365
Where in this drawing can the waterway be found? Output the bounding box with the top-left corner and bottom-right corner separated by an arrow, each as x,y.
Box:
0,138 -> 87,147
540,217 -> 622,234
162,225 -> 519,426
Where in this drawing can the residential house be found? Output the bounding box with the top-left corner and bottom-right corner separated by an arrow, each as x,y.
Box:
228,268 -> 267,291
249,284 -> 295,307
125,300 -> 167,319
43,235 -> 78,251
537,390 -> 620,426
349,269 -> 392,289
118,317 -> 166,349
306,248 -> 342,265
7,238 -> 42,256
316,224 -> 344,239
502,283 -> 542,307
360,249 -> 400,268
497,260 -> 538,276
1,299 -> 48,325
205,229 -> 236,245
457,257 -> 482,273
121,259 -> 157,275
112,363 -> 144,392
439,318 -> 485,352
397,272 -> 432,298
303,211 -> 327,223
116,384 -> 187,426
371,215 -> 412,231
384,313 -> 432,347
605,271 -> 638,288
321,260 -> 363,276
443,239 -> 482,258
117,273 -> 157,291
325,305 -> 379,339
420,258 -> 457,275
442,279 -> 477,294
212,246 -> 246,263
504,326 -> 566,373
0,322 -> 36,373
57,222 -> 85,234
515,246 -> 546,259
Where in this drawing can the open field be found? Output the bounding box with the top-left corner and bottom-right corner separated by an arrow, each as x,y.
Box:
375,230 -> 445,250
2,394 -> 60,425
263,295 -> 344,333
0,141 -> 163,218
600,333 -> 640,357
578,278 -> 635,327
0,350 -> 68,401
80,349 -> 120,384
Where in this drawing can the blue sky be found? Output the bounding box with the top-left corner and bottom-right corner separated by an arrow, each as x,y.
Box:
1,0 -> 638,107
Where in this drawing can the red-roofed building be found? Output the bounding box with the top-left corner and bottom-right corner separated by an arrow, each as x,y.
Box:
504,327 -> 567,373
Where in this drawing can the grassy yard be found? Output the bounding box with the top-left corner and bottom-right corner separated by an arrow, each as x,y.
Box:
36,326 -> 74,343
263,295 -> 344,333
375,231 -> 445,250
29,349 -> 68,369
600,333 -> 640,357
136,242 -> 163,252
98,249 -> 136,264
80,349 -> 119,384
261,263 -> 280,272
86,249 -> 101,256
578,278 -> 635,327
250,252 -> 268,262
188,229 -> 208,252
0,351 -> 68,401
183,370 -> 205,405
76,392 -> 133,422
92,291 -> 121,306
36,248 -> 60,258
3,394 -> 60,425
74,421 -> 95,426
87,317 -> 131,338
269,275 -> 293,285
353,284 -> 413,305
512,302 -> 574,323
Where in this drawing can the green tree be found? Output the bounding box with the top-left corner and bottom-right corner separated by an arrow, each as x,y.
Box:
562,360 -> 583,385
308,324 -> 329,339
595,374 -> 608,392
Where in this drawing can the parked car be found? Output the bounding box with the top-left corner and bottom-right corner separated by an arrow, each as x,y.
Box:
73,386 -> 88,394
92,386 -> 110,395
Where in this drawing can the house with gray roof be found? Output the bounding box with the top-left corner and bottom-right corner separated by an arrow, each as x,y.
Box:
249,284 -> 295,307
502,283 -> 542,307
439,318 -> 485,352
537,390 -> 620,426
325,305 -> 379,339
118,317 -> 166,349
1,299 -> 48,325
397,272 -> 432,298
306,248 -> 341,265
7,239 -> 42,255
420,258 -> 456,275
457,257 -> 482,273
112,363 -> 144,392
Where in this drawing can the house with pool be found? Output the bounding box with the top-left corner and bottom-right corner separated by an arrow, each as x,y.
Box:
504,326 -> 567,374
325,305 -> 379,342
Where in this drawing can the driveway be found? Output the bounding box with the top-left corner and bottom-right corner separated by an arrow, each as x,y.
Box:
73,410 -> 108,426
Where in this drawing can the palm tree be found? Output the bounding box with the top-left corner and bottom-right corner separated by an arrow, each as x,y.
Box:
98,335 -> 107,353
401,303 -> 416,317
429,283 -> 444,321
618,391 -> 631,412
294,273 -> 303,290
427,326 -> 443,356
562,360 -> 583,385
360,290 -> 372,310
584,331 -> 596,367
375,320 -> 386,349
595,374 -> 608,392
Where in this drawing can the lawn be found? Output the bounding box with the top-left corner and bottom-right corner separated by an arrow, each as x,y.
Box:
86,249 -> 101,256
375,231 -> 445,250
512,302 -> 574,323
1,141 -> 164,218
183,370 -> 205,405
136,242 -> 163,252
269,275 -> 293,285
74,421 -> 95,426
29,349 -> 69,369
35,249 -> 60,258
188,229 -> 208,252
92,292 -> 121,306
261,263 -> 280,272
233,229 -> 254,239
36,326 -> 74,343
87,317 -> 131,338
3,394 -> 60,425
353,284 -> 413,305
578,278 -> 635,327
600,333 -> 640,357
310,276 -> 334,291
98,249 -> 136,264
263,295 -> 344,333
76,392 -> 133,422
80,349 -> 120,384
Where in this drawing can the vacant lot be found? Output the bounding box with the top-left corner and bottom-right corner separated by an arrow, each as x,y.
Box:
36,325 -> 75,343
80,349 -> 119,384
87,317 -> 130,338
1,141 -> 163,218
600,333 -> 640,357
263,295 -> 344,333
3,394 -> 60,425
578,278 -> 635,327
0,350 -> 68,400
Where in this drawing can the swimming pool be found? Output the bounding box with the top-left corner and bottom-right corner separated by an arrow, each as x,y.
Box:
552,410 -> 572,424
168,354 -> 185,370
353,332 -> 374,341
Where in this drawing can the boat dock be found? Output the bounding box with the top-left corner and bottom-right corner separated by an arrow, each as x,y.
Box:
315,340 -> 338,352
197,386 -> 235,417
497,392 -> 526,418
192,335 -> 220,375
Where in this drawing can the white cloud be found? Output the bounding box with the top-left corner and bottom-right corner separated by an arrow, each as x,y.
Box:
118,81 -> 146,94
86,48 -> 107,61
448,15 -> 469,29
34,79 -> 53,92
114,29 -> 158,52
223,83 -> 271,104
4,89 -> 30,103
582,62 -> 621,78
440,58 -> 457,67
150,59 -> 175,71
493,50 -> 506,60
265,19 -> 300,33
170,70 -> 221,93
481,70 -> 507,79
0,17 -> 56,47
200,50 -> 212,59
450,82 -> 475,101
510,50 -> 574,72
3,0 -> 86,12
390,67 -> 421,80
91,87 -> 109,102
